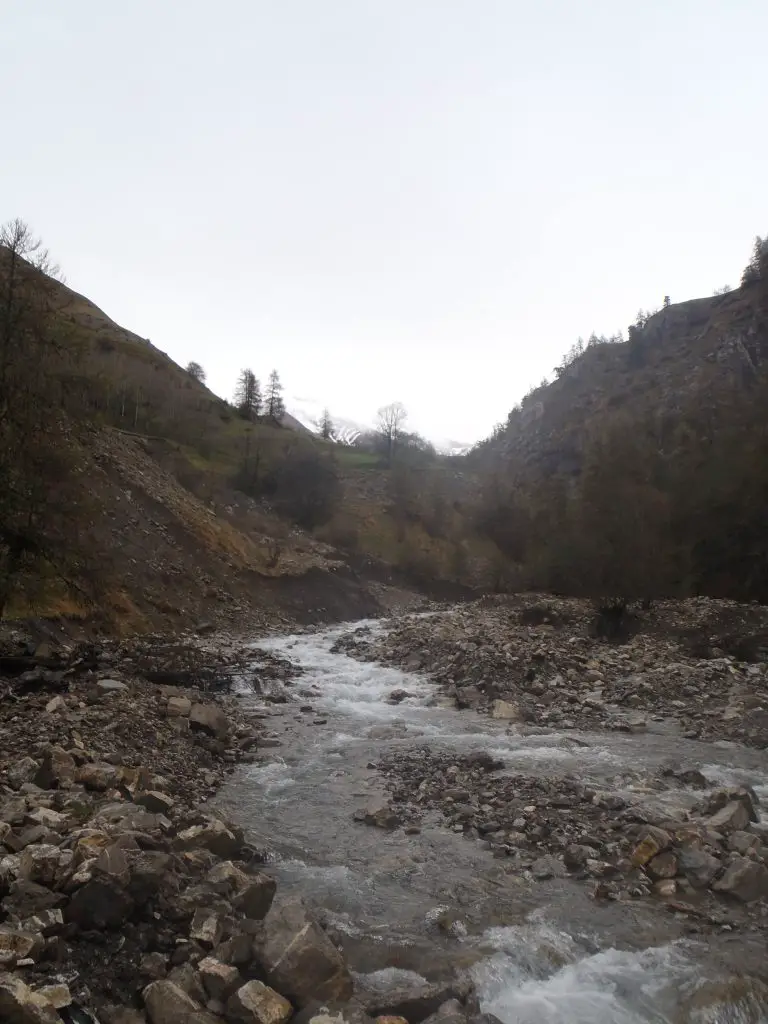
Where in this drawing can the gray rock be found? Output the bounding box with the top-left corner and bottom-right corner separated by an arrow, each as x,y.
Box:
97,679 -> 129,693
66,877 -> 133,929
168,696 -> 193,718
143,979 -> 221,1024
0,926 -> 45,966
6,758 -> 40,792
706,801 -> 751,833
197,957 -> 240,1002
190,703 -> 230,739
713,857 -> 768,902
175,819 -> 242,859
256,900 -> 353,1008
236,873 -> 277,921
33,747 -> 76,789
677,844 -> 721,889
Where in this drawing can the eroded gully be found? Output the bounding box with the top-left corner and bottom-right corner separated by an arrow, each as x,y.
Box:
215,620 -> 768,1024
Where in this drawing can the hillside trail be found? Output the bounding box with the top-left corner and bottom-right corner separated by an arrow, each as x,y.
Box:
216,619 -> 768,1024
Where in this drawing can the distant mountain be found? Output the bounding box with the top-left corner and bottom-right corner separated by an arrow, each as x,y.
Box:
286,395 -> 471,455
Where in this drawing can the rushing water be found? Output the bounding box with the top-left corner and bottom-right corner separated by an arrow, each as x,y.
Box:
216,621 -> 768,1024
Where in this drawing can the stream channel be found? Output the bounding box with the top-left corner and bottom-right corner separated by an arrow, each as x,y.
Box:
216,620 -> 768,1024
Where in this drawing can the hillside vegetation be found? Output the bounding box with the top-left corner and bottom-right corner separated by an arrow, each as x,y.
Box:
469,236 -> 768,609
0,221 -> 496,629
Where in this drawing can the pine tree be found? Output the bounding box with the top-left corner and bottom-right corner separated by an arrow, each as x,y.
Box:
320,408 -> 334,440
265,370 -> 285,421
234,369 -> 261,420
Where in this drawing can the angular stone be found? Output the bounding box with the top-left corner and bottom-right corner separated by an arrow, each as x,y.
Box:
26,807 -> 68,832
95,844 -> 131,885
491,699 -> 521,721
143,979 -> 220,1024
168,696 -> 193,717
707,801 -> 751,833
197,957 -> 241,1001
66,877 -> 133,929
630,827 -> 671,868
236,873 -> 277,920
6,759 -> 40,791
713,857 -> 768,902
359,804 -> 401,829
44,696 -> 67,714
257,900 -> 353,1008
33,984 -> 71,1010
652,878 -> 677,897
0,796 -> 28,826
644,850 -> 678,880
136,791 -> 175,814
190,908 -> 223,947
0,927 -> 45,965
18,845 -> 62,886
0,970 -> 61,1023
189,703 -> 230,739
97,678 -> 129,693
175,819 -> 241,859
77,762 -> 119,792
127,851 -> 172,904
728,831 -> 761,855
702,787 -> 758,823
226,980 -> 292,1024
33,747 -> 76,789
677,844 -> 721,889
361,978 -> 472,1024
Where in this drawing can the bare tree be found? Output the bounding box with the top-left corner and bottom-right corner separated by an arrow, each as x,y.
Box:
376,401 -> 407,463
186,361 -> 206,384
265,369 -> 285,421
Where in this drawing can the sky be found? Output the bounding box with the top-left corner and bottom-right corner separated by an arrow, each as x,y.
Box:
2,1 -> 766,444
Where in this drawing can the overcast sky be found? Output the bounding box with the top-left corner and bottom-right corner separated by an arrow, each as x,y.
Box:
3,1 -> 766,443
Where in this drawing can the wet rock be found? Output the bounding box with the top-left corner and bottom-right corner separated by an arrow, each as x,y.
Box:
143,979 -> 221,1024
6,758 -> 40,791
454,686 -> 483,709
706,801 -> 751,833
388,690 -> 411,704
463,752 -> 503,772
530,855 -> 565,880
190,703 -> 230,739
630,827 -> 671,868
198,957 -> 241,1002
728,831 -> 762,855
677,844 -> 721,889
225,980 -> 292,1024
361,978 -> 473,1024
0,970 -> 60,1023
701,787 -> 758,824
491,700 -> 521,721
257,900 -> 353,1008
33,747 -> 76,789
419,1000 -> 468,1024
713,857 -> 768,902
357,804 -> 402,829
646,851 -> 678,880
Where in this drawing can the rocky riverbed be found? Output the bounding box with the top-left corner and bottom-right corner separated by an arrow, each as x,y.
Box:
3,595 -> 768,1023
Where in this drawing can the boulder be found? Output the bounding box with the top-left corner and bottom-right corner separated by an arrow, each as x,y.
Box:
143,980 -> 221,1024
6,758 -> 40,792
677,844 -> 721,889
0,970 -> 60,1023
190,908 -> 224,947
701,787 -> 758,823
190,703 -> 230,739
257,900 -> 353,1008
136,791 -> 175,814
646,852 -> 678,880
388,690 -> 411,705
198,957 -> 241,1002
34,984 -> 71,1010
706,801 -> 751,833
97,678 -> 129,693
235,873 -> 277,920
0,927 -> 45,966
225,980 -> 292,1024
713,857 -> 768,902
66,877 -> 133,929
358,804 -> 402,830
630,827 -> 671,868
18,845 -> 62,886
77,762 -> 119,792
168,696 -> 193,717
33,747 -> 76,789
176,820 -> 242,859
361,979 -> 473,1024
